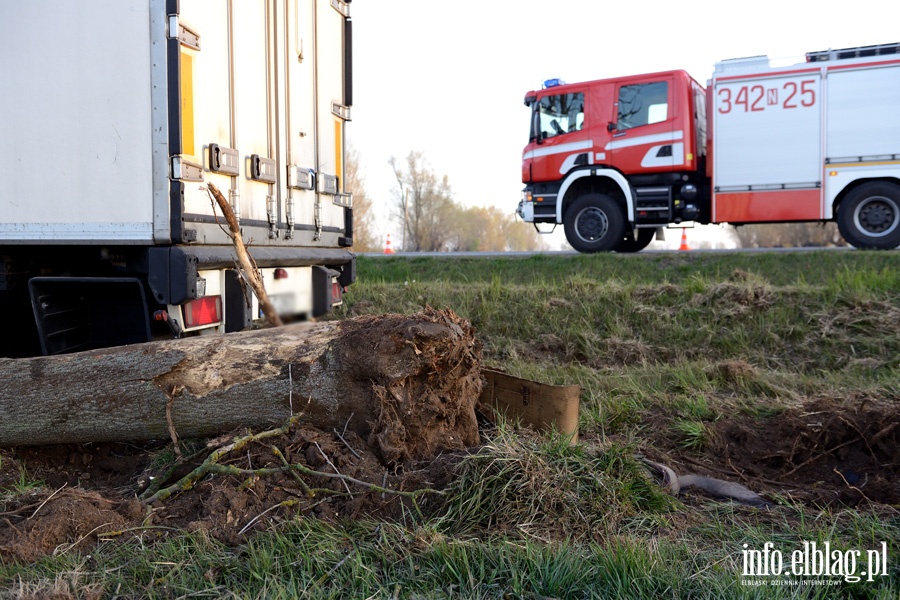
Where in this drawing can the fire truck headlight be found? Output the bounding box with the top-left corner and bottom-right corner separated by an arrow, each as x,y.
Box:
680,184 -> 698,200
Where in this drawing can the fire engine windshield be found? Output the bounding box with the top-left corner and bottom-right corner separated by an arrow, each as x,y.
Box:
532,92 -> 584,142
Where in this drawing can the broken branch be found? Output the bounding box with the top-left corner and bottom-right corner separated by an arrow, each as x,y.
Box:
207,182 -> 282,327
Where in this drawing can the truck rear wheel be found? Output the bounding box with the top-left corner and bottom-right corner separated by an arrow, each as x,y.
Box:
837,182 -> 900,249
563,193 -> 625,253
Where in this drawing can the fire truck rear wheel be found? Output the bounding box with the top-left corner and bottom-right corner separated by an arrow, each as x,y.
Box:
837,182 -> 900,250
564,193 -> 625,253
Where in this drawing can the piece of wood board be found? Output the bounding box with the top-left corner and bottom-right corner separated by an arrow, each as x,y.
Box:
478,368 -> 580,442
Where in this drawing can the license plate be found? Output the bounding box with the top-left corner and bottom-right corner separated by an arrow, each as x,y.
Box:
264,292 -> 297,317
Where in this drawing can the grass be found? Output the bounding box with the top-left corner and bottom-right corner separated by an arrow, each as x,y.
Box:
2,250 -> 899,598
0,459 -> 45,504
358,250 -> 899,289
435,424 -> 672,540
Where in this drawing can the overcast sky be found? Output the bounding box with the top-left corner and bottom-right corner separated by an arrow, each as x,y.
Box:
348,1 -> 900,249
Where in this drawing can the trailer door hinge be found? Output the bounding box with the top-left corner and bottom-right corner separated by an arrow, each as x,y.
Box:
171,156 -> 204,182
330,0 -> 350,17
331,103 -> 351,121
167,15 -> 200,50
333,193 -> 352,208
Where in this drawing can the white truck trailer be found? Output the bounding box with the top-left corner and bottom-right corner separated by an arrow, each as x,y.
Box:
0,0 -> 356,357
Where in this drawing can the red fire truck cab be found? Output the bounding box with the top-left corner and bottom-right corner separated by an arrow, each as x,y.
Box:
518,43 -> 900,252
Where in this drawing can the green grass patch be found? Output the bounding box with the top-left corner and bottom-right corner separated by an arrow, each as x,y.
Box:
4,251 -> 899,598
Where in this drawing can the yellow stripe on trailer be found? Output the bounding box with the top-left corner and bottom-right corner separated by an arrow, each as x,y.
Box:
180,49 -> 195,157
334,117 -> 343,189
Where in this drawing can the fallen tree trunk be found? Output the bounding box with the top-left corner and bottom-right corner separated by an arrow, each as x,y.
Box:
0,308 -> 482,462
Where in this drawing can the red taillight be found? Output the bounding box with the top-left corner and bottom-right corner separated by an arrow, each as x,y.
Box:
183,296 -> 222,328
274,268 -> 289,280
332,281 -> 343,306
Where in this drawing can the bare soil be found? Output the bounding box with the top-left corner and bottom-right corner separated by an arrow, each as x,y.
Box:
3,391 -> 896,564
712,396 -> 900,507
646,394 -> 900,508
0,426 -> 462,564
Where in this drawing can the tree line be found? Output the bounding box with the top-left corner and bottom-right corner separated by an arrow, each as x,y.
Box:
345,149 -> 546,253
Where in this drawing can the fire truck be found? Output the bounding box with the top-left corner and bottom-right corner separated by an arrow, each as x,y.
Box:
517,43 -> 900,252
0,0 -> 355,357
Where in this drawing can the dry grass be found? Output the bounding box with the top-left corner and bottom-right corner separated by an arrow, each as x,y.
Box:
437,424 -> 672,541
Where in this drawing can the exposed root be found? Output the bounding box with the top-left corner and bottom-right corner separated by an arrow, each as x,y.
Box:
139,413 -> 443,509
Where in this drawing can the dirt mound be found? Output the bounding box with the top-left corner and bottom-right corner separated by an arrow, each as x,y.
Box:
0,422 -> 464,563
344,309 -> 482,462
715,397 -> 899,506
654,396 -> 900,508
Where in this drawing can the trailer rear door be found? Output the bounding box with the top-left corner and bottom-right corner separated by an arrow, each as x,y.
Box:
175,0 -> 351,247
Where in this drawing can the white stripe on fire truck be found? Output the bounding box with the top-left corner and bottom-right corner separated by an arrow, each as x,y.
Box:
523,140 -> 593,160
605,130 -> 683,151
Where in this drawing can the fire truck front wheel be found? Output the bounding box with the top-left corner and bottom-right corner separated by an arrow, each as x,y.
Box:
837,182 -> 900,250
563,193 -> 626,253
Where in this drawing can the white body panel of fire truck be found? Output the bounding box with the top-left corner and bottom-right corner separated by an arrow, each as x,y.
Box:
710,54 -> 900,223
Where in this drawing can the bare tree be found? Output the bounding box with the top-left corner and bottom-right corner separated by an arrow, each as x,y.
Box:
390,151 -> 456,251
344,146 -> 378,252
448,205 -> 548,252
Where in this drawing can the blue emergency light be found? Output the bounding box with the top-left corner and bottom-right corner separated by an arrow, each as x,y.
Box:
542,78 -> 565,89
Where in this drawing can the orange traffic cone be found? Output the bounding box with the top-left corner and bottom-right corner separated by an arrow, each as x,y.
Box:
678,230 -> 690,251
384,233 -> 395,254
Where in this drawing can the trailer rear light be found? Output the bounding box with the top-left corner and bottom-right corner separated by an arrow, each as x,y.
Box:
183,296 -> 222,329
332,281 -> 343,306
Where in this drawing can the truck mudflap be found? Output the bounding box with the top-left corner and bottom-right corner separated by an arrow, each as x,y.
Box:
147,246 -> 355,306
28,277 -> 151,356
